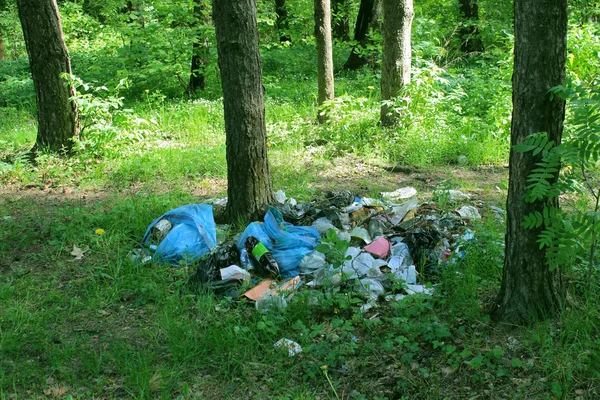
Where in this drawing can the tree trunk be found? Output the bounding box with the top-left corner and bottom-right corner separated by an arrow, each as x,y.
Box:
187,0 -> 210,95
459,0 -> 484,53
212,0 -> 274,223
0,28 -> 6,60
490,0 -> 567,325
342,0 -> 382,70
0,0 -> 6,60
17,0 -> 79,154
275,0 -> 290,42
314,0 -> 334,124
331,0 -> 350,41
380,0 -> 413,127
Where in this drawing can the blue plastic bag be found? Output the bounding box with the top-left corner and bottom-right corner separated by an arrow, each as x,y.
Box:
143,204 -> 217,265
237,208 -> 320,277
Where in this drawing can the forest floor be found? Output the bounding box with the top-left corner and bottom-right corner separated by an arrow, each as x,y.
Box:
2,161 -> 597,399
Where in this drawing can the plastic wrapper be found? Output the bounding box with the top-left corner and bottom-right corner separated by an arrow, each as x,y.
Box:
256,294 -> 287,313
358,278 -> 386,300
299,251 -> 328,275
388,240 -> 413,271
350,226 -> 372,244
274,338 -> 303,356
457,205 -> 481,220
381,186 -> 417,201
340,247 -> 386,279
390,196 -> 419,225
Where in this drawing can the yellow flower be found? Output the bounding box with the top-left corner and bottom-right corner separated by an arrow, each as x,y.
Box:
95,228 -> 105,235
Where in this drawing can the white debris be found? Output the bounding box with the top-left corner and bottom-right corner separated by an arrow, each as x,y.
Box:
274,338 -> 303,357
457,205 -> 481,220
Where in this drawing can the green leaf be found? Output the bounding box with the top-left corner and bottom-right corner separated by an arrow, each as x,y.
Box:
315,244 -> 330,253
551,381 -> 562,398
492,346 -> 504,360
511,358 -> 523,368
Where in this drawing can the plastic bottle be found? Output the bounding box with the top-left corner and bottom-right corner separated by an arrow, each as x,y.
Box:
244,236 -> 280,276
255,294 -> 287,313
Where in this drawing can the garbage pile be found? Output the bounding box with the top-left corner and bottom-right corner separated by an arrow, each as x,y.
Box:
135,187 -> 486,313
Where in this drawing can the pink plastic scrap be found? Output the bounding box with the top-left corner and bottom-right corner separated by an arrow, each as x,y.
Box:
364,236 -> 392,259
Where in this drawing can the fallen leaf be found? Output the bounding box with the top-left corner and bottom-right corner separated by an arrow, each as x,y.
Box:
70,245 -> 88,260
43,384 -> 68,398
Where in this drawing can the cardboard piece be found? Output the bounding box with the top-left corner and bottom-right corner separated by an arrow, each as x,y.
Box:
243,276 -> 302,301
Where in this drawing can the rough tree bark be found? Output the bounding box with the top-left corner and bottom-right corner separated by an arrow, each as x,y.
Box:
314,0 -> 334,124
459,0 -> 484,53
331,0 -> 349,41
275,0 -> 290,42
187,0 -> 210,95
342,0 -> 382,70
17,0 -> 79,154
212,0 -> 274,223
380,0 -> 413,127
491,0 -> 567,325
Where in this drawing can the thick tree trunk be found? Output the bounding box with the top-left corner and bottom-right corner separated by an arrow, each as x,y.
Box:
459,0 -> 484,53
275,0 -> 290,42
331,0 -> 350,41
314,0 -> 334,124
187,0 -> 210,95
17,0 -> 78,154
342,0 -> 382,70
491,0 -> 567,325
380,0 -> 413,127
0,28 -> 6,60
212,0 -> 274,223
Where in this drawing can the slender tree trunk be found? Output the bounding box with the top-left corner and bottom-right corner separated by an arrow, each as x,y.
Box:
212,0 -> 274,223
275,0 -> 290,42
331,0 -> 349,41
187,0 -> 210,95
380,0 -> 413,127
0,0 -> 5,61
314,0 -> 334,123
17,0 -> 79,154
491,0 -> 567,325
459,0 -> 484,53
342,0 -> 382,70
0,28 -> 6,60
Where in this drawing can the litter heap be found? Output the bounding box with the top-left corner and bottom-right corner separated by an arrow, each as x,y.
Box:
137,187 -> 490,313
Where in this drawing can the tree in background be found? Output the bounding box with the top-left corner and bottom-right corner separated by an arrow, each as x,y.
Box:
0,29 -> 5,61
342,0 -> 382,70
187,0 -> 210,95
17,0 -> 79,154
275,0 -> 290,42
314,0 -> 334,124
458,0 -> 483,53
331,0 -> 350,41
491,0 -> 567,324
0,0 -> 6,60
380,0 -> 413,126
212,0 -> 274,223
